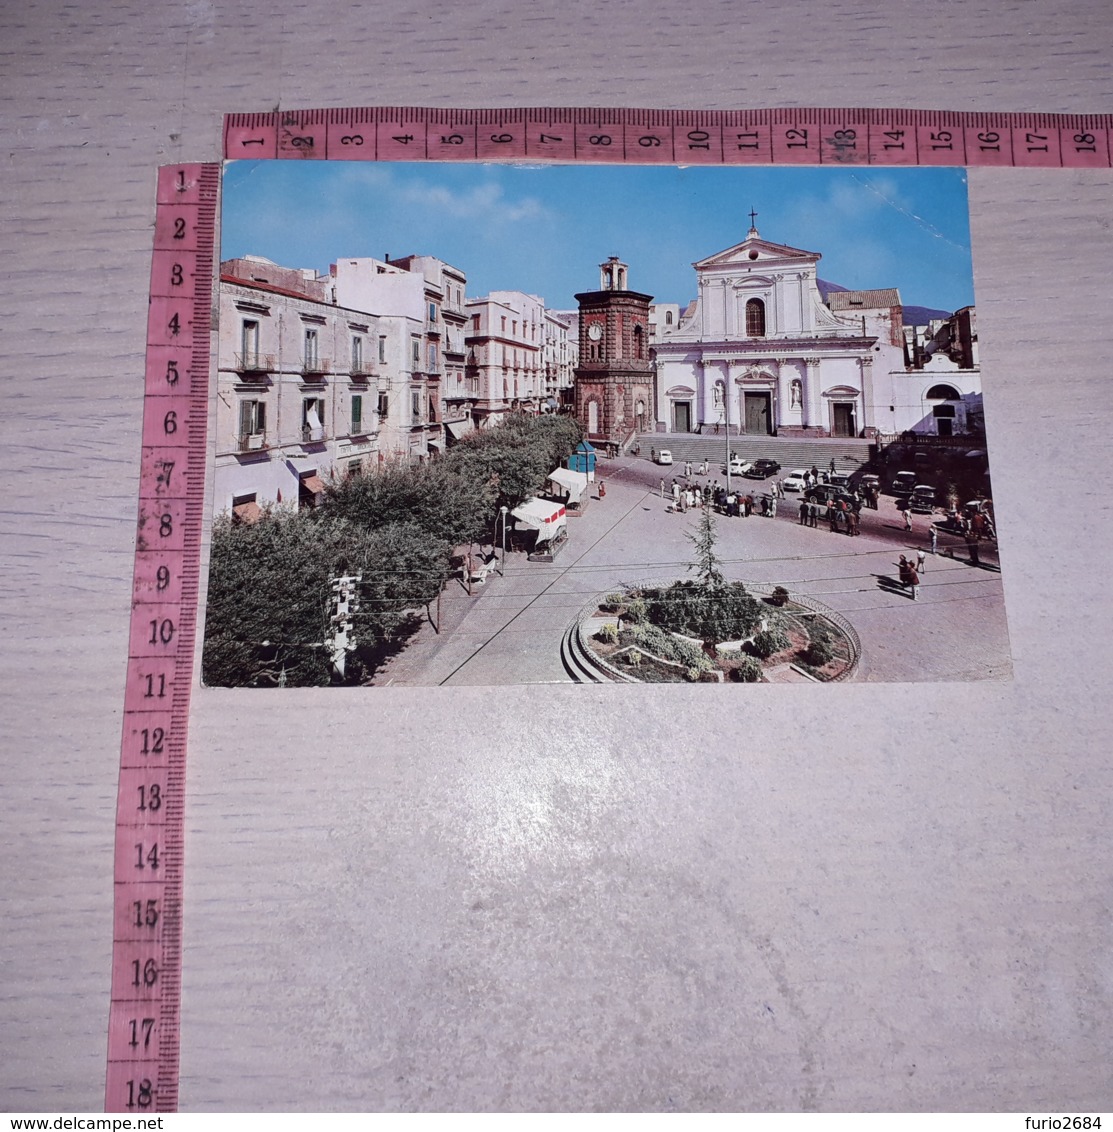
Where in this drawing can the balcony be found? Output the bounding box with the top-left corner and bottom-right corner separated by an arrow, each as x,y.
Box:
234,352 -> 274,376
301,357 -> 330,378
238,432 -> 266,452
349,362 -> 373,379
301,425 -> 325,443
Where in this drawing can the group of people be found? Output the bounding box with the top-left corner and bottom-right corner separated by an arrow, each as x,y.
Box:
799,496 -> 862,535
664,478 -> 780,518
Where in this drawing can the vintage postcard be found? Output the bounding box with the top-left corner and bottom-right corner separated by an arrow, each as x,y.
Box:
204,162 -> 1007,686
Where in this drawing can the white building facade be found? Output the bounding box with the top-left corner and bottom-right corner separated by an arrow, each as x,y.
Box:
214,258 -> 397,517
652,226 -> 980,439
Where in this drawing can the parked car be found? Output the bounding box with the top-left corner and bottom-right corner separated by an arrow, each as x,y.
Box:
745,458 -> 781,479
656,449 -> 673,465
725,457 -> 752,476
806,483 -> 857,509
828,471 -> 851,489
891,470 -> 917,495
910,484 -> 936,512
783,469 -> 809,492
857,472 -> 881,493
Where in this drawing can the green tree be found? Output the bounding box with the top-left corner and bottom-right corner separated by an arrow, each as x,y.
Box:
687,503 -> 725,589
324,459 -> 495,547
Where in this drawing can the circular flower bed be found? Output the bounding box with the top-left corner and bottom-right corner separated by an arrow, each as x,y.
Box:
580,582 -> 858,683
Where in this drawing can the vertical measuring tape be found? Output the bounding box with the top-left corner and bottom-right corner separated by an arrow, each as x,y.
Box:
105,163 -> 218,1114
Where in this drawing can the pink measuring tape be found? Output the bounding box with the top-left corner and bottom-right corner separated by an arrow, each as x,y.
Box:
105,163 -> 218,1113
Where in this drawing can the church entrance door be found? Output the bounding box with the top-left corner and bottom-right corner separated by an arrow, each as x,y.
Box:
744,392 -> 771,435
832,402 -> 856,437
673,401 -> 691,433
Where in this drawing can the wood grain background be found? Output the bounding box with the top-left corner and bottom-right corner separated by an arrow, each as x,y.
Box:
1,0 -> 1111,1112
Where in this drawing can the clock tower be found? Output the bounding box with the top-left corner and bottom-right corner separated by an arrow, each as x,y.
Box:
573,256 -> 655,449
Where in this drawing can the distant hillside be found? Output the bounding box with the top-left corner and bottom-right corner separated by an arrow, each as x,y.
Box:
818,278 -> 950,326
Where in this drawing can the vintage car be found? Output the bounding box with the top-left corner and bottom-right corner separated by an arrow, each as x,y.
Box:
910,484 -> 936,512
745,458 -> 781,479
891,470 -> 918,495
782,469 -> 809,492
655,449 -> 673,465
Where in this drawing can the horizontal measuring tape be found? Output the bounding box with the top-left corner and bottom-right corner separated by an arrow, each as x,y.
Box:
111,105 -> 1106,1112
105,163 -> 218,1113
224,106 -> 1113,167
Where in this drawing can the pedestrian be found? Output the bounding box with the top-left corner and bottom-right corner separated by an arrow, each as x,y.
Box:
598,480 -> 606,499
799,499 -> 808,525
898,554 -> 914,598
830,457 -> 836,475
672,480 -> 680,503
901,504 -> 912,531
743,493 -> 753,517
828,503 -> 839,533
651,447 -> 657,462
907,560 -> 920,600
847,510 -> 859,537
701,460 -> 708,476
660,478 -> 666,498
809,500 -> 819,528
930,525 -> 938,555
769,494 -> 777,519
685,459 -> 692,477
916,547 -> 926,574
966,532 -> 980,566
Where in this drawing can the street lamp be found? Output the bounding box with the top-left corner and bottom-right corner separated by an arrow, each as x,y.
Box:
497,505 -> 508,575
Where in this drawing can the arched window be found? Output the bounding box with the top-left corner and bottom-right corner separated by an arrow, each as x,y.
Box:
633,324 -> 644,359
665,310 -> 674,325
925,383 -> 961,400
587,400 -> 599,434
746,298 -> 766,337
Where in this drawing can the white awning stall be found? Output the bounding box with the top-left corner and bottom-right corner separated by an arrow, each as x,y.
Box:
546,467 -> 590,506
511,498 -> 568,545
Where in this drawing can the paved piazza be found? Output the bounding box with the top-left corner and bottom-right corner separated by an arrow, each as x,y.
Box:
376,453 -> 1011,687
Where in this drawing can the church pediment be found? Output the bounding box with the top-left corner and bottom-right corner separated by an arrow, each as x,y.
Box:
694,233 -> 819,270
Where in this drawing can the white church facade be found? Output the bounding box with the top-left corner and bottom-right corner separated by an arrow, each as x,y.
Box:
652,224 -> 980,439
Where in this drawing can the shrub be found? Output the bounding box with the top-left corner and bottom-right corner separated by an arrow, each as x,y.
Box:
595,623 -> 618,645
769,586 -> 790,607
642,579 -> 763,646
600,591 -> 625,613
624,597 -> 648,624
729,656 -> 763,682
805,638 -> 834,666
622,622 -> 712,677
750,624 -> 790,659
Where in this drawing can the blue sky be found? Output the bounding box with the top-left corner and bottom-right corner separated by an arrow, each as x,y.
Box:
221,161 -> 974,313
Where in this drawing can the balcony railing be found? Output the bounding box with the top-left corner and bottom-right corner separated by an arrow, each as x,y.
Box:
238,432 -> 266,452
301,357 -> 330,377
301,425 -> 325,443
234,352 -> 274,374
349,362 -> 373,378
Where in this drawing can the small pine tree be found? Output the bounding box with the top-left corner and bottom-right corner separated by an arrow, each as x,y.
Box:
687,503 -> 724,589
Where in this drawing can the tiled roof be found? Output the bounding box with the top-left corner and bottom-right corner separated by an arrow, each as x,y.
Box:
827,288 -> 901,309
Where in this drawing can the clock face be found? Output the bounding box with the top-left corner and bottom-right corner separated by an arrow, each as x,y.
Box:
587,323 -> 603,341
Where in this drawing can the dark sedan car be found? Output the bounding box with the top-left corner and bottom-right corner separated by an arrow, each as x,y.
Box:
744,458 -> 781,479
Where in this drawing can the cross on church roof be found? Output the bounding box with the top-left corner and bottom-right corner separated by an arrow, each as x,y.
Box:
749,207 -> 758,228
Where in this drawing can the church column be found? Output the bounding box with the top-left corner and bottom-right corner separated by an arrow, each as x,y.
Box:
857,354 -> 873,436
803,356 -> 822,431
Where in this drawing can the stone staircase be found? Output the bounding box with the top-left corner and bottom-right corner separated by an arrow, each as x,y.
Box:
636,432 -> 874,475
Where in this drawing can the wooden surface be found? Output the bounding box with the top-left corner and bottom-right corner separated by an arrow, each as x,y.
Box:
1,0 -> 1111,1112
